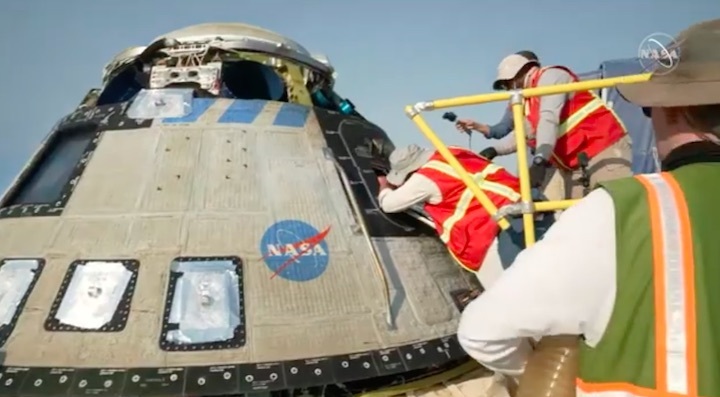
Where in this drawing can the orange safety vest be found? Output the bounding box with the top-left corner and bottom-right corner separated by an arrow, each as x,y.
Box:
414,147 -> 520,272
525,65 -> 627,170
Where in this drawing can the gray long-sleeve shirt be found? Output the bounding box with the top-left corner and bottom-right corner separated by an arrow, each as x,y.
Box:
486,109 -> 514,139
494,68 -> 574,159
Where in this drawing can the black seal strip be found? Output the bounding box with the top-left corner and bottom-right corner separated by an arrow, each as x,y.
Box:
0,335 -> 469,396
17,367 -> 76,396
68,368 -> 127,396
122,368 -> 184,396
44,260 -> 139,333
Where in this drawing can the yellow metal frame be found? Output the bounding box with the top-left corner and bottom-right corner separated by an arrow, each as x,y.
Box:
405,72 -> 651,246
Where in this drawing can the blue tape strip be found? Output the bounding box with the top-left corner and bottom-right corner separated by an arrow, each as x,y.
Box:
162,98 -> 216,124
273,103 -> 310,128
218,100 -> 266,124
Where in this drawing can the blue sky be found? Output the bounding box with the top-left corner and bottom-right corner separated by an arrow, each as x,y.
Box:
0,0 -> 717,189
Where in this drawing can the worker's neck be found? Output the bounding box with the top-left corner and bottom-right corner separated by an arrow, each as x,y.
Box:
522,66 -> 539,88
658,130 -> 720,160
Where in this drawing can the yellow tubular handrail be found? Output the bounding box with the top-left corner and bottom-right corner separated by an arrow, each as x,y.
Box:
405,72 -> 651,246
509,96 -> 535,246
428,73 -> 651,110
406,108 -> 512,230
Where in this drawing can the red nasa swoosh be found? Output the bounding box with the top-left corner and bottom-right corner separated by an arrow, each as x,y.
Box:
261,225 -> 331,279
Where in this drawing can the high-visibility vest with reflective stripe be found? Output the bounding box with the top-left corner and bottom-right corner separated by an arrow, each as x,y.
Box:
578,165 -> 720,397
414,147 -> 521,272
525,65 -> 627,170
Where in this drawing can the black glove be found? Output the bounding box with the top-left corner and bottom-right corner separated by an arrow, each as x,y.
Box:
370,157 -> 390,176
529,157 -> 550,188
478,147 -> 498,160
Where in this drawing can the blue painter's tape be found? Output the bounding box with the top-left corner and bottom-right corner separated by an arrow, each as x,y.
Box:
273,103 -> 310,128
259,219 -> 331,282
162,98 -> 216,124
218,100 -> 266,124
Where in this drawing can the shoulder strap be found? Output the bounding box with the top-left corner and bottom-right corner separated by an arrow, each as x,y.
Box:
529,65 -> 579,87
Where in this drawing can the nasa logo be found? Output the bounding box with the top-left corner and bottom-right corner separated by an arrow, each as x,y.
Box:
638,32 -> 681,76
259,220 -> 331,282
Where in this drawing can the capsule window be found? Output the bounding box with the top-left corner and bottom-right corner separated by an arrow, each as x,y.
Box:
160,256 -> 246,351
0,259 -> 44,347
2,125 -> 97,208
45,260 -> 138,332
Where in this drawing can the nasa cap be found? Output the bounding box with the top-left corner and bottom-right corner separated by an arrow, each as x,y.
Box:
493,53 -> 539,90
386,144 -> 433,186
617,18 -> 720,110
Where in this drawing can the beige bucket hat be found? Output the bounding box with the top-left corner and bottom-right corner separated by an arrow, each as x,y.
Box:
386,144 -> 433,186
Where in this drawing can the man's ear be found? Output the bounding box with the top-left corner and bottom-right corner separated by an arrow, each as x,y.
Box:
683,104 -> 720,133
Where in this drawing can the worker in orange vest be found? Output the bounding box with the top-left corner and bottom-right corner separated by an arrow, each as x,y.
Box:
460,55 -> 633,200
456,19 -> 720,393
375,144 -> 553,287
456,51 -> 540,140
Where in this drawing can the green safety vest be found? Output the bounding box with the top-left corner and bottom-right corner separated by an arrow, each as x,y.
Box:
578,164 -> 720,397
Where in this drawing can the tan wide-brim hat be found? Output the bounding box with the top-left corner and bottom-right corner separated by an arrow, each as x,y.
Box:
386,144 -> 433,186
617,18 -> 720,108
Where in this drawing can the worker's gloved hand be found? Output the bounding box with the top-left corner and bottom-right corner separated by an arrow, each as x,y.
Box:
529,156 -> 551,188
478,147 -> 498,160
370,157 -> 390,176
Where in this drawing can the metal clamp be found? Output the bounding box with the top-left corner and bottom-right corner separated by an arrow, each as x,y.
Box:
493,201 -> 535,221
509,90 -> 524,105
405,101 -> 434,118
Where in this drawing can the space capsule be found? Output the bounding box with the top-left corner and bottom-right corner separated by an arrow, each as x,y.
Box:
0,23 -> 501,396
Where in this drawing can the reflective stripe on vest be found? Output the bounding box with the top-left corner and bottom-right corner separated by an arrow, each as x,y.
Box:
524,92 -> 604,141
527,95 -> 605,171
420,160 -> 520,243
577,173 -> 697,397
556,96 -> 605,138
525,65 -> 624,170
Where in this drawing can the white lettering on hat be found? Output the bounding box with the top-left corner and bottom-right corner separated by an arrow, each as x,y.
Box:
638,32 -> 681,76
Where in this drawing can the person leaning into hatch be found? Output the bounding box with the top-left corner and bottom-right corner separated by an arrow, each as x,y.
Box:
375,144 -> 553,288
460,52 -> 633,201
457,19 -> 720,395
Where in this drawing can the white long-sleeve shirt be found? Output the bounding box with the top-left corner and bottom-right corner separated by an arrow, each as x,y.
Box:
377,173 -> 442,213
457,188 -> 617,377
